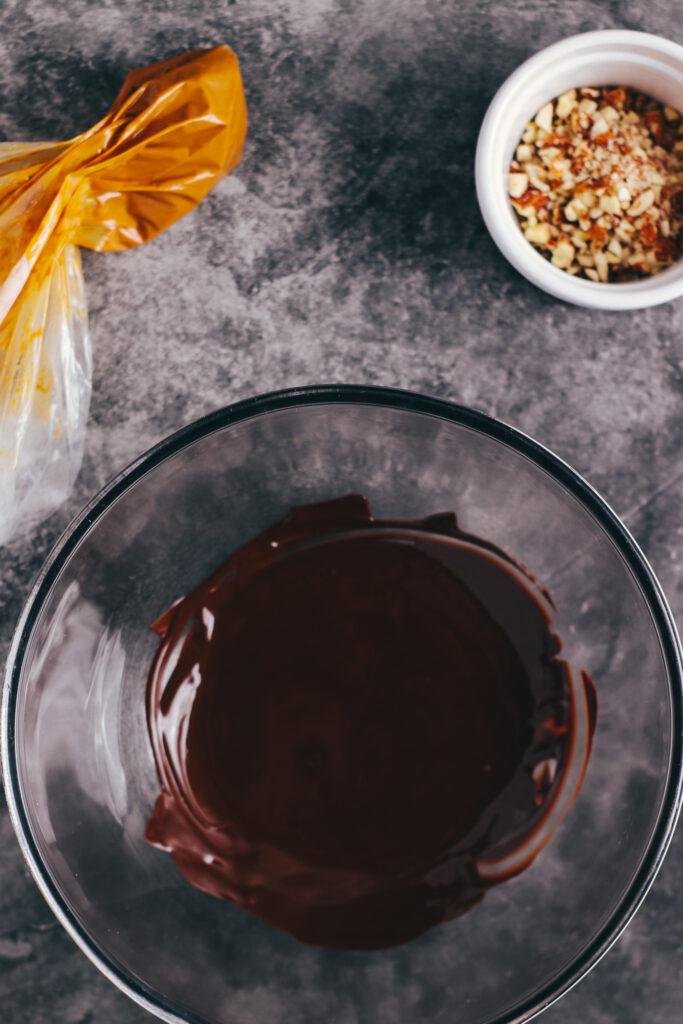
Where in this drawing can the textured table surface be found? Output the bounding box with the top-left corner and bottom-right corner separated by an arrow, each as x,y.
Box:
1,1 -> 682,1022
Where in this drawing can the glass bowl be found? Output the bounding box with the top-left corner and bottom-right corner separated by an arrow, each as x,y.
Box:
3,385 -> 682,1024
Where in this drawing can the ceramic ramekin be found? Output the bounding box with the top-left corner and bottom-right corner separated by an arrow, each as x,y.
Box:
475,30 -> 683,310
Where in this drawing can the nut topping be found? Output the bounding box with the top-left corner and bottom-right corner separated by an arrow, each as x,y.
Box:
508,86 -> 683,281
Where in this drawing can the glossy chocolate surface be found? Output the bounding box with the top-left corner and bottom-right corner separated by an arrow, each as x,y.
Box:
145,496 -> 594,949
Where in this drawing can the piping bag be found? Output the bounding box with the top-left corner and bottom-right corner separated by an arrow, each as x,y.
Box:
0,46 -> 247,544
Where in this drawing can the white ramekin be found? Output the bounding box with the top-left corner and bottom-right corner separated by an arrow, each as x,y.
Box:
475,30 -> 683,310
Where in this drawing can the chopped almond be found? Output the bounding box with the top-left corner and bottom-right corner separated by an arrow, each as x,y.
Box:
534,102 -> 554,133
508,85 -> 683,280
508,173 -> 529,199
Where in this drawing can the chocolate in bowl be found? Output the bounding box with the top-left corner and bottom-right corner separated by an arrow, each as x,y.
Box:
145,494 -> 596,950
3,387 -> 681,1024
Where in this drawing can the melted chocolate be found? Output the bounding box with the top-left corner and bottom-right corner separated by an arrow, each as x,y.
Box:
145,495 -> 596,950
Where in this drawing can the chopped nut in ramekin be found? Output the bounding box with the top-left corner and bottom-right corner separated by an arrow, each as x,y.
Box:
508,87 -> 683,281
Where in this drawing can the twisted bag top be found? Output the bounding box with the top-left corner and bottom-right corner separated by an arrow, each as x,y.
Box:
0,46 -> 247,542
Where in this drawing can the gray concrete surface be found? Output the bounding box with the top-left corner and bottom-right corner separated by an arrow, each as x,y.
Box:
1,1 -> 682,1022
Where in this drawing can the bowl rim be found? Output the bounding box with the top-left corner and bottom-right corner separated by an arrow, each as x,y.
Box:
3,383 -> 683,1024
475,29 -> 683,310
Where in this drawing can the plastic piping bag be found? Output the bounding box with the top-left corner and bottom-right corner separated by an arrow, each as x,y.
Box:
0,46 -> 247,543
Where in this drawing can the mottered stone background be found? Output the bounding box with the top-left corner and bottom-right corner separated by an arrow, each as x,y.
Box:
1,0 -> 682,1022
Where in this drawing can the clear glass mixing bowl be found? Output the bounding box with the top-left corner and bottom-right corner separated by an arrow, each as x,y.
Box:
3,385 -> 682,1024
